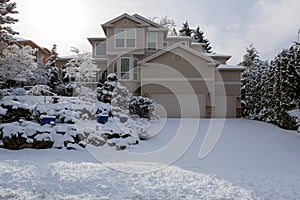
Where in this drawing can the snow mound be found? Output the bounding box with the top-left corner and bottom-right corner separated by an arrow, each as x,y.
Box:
0,159 -> 254,200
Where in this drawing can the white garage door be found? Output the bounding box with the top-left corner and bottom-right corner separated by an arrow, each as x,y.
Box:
151,93 -> 206,118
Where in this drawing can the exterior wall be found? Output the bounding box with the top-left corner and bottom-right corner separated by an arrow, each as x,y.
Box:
140,48 -> 216,118
214,70 -> 242,118
105,17 -> 146,55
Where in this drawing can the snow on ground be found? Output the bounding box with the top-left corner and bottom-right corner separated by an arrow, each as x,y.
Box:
1,118 -> 300,199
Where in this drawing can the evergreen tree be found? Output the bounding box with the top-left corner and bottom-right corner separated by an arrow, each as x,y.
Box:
0,0 -> 18,54
193,26 -> 212,53
271,43 -> 300,129
179,21 -> 193,37
239,45 -> 265,119
45,44 -> 59,68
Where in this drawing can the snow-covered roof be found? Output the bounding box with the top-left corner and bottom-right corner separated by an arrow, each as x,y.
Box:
204,53 -> 232,58
59,52 -> 93,60
217,64 -> 246,70
166,36 -> 193,40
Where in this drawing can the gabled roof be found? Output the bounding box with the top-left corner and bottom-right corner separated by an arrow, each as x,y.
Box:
132,14 -> 164,28
138,43 -> 220,65
101,13 -> 149,34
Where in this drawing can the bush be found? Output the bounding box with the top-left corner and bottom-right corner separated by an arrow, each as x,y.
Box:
129,96 -> 157,119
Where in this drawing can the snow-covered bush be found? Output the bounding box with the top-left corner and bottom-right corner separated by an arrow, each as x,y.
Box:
0,100 -> 32,122
28,85 -> 55,96
129,96 -> 158,119
95,74 -> 118,103
0,120 -> 84,150
95,101 -> 111,116
111,83 -> 130,117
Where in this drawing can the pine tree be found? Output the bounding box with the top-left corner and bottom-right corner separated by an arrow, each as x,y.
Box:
0,0 -> 18,54
239,45 -> 265,119
179,21 -> 193,37
193,26 -> 212,53
45,44 -> 59,68
271,43 -> 300,129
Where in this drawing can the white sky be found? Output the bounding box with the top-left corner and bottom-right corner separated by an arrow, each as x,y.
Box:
12,0 -> 300,65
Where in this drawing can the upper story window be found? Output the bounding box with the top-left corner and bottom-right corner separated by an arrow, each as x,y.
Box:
147,32 -> 157,51
95,41 -> 106,56
115,29 -> 136,48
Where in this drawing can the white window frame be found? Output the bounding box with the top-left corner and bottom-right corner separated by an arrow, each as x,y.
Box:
147,32 -> 157,52
120,57 -> 131,80
180,41 -> 187,46
114,29 -> 136,48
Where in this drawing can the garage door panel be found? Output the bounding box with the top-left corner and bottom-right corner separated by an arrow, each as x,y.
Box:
151,94 -> 206,118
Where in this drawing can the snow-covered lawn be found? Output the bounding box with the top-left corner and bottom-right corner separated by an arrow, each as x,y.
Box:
1,118 -> 300,199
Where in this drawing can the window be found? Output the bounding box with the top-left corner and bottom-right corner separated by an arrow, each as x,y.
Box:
121,58 -> 130,79
147,32 -> 157,51
115,29 -> 136,48
95,41 -> 106,56
113,59 -> 118,73
133,59 -> 138,80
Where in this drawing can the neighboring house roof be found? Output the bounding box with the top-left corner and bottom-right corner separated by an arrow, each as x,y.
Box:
15,38 -> 50,57
217,64 -> 246,70
138,43 -> 219,65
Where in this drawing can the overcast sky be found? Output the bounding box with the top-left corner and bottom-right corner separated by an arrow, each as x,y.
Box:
12,0 -> 300,65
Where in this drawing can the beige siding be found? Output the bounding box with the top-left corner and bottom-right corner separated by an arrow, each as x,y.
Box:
105,19 -> 145,55
215,70 -> 241,82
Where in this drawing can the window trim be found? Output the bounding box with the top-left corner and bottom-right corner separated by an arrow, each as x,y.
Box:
120,57 -> 131,80
146,32 -> 157,52
114,28 -> 136,49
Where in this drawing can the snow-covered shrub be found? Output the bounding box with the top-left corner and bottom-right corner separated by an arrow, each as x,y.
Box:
0,120 -> 84,150
95,78 -> 117,103
28,85 -> 55,96
95,101 -> 111,116
288,109 -> 300,133
11,88 -> 26,96
111,83 -> 130,117
0,100 -> 32,122
76,86 -> 95,102
129,96 -> 158,119
54,83 -> 78,96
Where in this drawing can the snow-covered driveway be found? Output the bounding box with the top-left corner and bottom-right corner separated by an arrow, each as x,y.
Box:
1,118 -> 300,199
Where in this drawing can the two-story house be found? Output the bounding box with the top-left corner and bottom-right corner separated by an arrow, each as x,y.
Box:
88,13 -> 245,118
